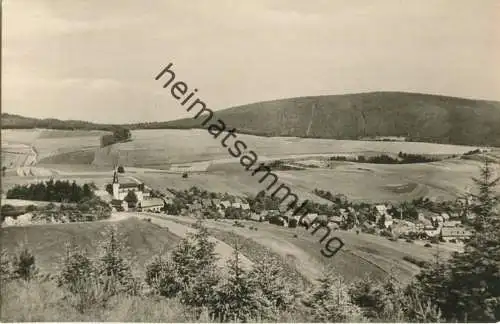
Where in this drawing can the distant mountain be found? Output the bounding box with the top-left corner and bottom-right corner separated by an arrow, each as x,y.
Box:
160,92 -> 500,147
3,92 -> 500,147
1,113 -> 109,130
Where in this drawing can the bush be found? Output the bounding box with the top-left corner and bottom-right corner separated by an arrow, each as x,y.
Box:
424,243 -> 432,248
232,221 -> 245,228
117,166 -> 125,173
182,172 -> 188,178
380,229 -> 392,237
11,248 -> 37,281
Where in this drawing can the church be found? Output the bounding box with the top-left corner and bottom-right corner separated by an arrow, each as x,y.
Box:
109,170 -> 164,212
111,170 -> 145,201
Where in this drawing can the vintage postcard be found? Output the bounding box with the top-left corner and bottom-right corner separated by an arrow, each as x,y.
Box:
1,1 -> 499,322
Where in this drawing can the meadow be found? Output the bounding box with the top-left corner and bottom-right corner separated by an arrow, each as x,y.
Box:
92,129 -> 480,168
2,128 -> 495,203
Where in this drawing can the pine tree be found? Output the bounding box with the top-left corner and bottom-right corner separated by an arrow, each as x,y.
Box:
215,243 -> 269,322
146,221 -> 221,316
471,158 -> 499,231
57,241 -> 95,294
303,267 -> 363,322
414,159 -> 500,321
94,226 -> 137,296
249,251 -> 298,313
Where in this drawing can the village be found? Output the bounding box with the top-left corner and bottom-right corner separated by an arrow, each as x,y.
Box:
101,167 -> 475,248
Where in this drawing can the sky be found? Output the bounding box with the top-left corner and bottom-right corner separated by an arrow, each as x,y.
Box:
2,0 -> 499,123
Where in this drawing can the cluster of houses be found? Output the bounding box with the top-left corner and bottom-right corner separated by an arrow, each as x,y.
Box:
179,196 -> 251,218
243,202 -> 473,243
105,170 -> 474,243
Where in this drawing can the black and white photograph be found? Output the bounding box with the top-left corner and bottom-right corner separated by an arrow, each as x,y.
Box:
1,0 -> 499,322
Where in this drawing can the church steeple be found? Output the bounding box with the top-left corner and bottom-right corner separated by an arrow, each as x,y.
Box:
112,170 -> 119,184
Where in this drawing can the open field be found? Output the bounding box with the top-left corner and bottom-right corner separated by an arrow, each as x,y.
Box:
92,129 -> 480,168
2,129 -> 496,202
1,129 -> 106,163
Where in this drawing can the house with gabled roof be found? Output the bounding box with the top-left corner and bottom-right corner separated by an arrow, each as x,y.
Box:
220,200 -> 231,209
440,227 -> 473,241
201,199 -> 212,208
141,198 -> 164,213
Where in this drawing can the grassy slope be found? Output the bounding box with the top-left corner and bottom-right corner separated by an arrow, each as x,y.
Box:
0,218 -> 181,275
162,92 -> 500,147
163,216 -> 445,284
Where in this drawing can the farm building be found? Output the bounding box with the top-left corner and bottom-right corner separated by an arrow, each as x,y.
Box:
220,201 -> 231,209
140,198 -> 164,212
423,226 -> 440,237
329,216 -> 343,224
201,199 -> 212,208
301,213 -> 318,226
441,212 -> 451,221
443,220 -> 462,228
440,227 -> 473,241
384,215 -> 394,228
110,199 -> 128,212
249,213 -> 262,222
211,199 -> 221,208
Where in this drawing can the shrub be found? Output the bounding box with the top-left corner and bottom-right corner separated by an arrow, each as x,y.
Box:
11,248 -> 38,281
117,166 -> 125,173
424,243 -> 432,248
182,172 -> 188,178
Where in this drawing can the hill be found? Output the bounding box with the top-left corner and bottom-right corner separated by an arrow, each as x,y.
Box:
1,113 -> 109,130
161,92 -> 500,147
4,92 -> 500,147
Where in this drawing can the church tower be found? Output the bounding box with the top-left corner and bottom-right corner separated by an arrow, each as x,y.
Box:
112,170 -> 120,200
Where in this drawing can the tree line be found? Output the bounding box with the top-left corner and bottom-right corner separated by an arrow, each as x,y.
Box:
6,179 -> 95,203
100,127 -> 132,147
329,152 -> 438,164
